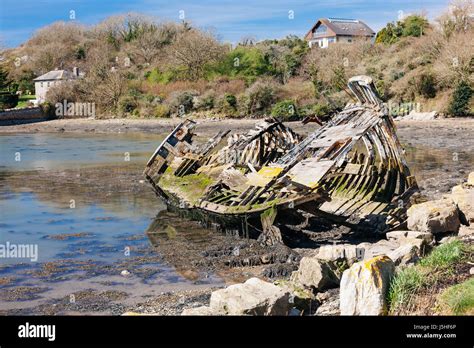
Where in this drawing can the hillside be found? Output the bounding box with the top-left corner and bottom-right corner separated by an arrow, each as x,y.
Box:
1,1 -> 472,118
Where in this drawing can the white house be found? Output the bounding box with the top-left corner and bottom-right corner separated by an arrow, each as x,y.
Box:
33,67 -> 81,103
305,18 -> 375,48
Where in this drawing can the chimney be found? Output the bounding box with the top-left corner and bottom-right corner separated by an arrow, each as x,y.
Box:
73,67 -> 79,77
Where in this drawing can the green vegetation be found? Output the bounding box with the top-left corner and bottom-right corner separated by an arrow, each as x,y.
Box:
376,15 -> 430,44
1,1 -> 472,117
388,240 -> 471,314
448,80 -> 472,116
437,278 -> 474,315
16,95 -> 36,108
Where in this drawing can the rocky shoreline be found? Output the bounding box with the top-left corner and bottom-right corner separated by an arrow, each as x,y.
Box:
167,172 -> 473,316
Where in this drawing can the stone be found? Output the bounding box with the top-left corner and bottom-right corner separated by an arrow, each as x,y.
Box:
439,236 -> 458,244
316,244 -> 358,265
386,230 -> 433,244
407,199 -> 460,234
209,278 -> 290,315
470,267 -> 474,276
467,172 -> 474,186
315,289 -> 340,316
450,185 -> 474,224
181,306 -> 219,316
120,270 -> 130,277
459,225 -> 474,237
290,257 -> 341,291
339,256 -> 395,315
387,244 -> 420,266
357,240 -> 399,260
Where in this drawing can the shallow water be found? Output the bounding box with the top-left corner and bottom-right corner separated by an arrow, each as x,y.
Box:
0,131 -> 471,314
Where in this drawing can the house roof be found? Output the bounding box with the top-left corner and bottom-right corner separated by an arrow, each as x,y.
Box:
33,70 -> 77,81
305,18 -> 375,40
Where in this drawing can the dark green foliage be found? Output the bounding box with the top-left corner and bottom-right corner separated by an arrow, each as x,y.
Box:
376,15 -> 430,44
419,73 -> 437,98
271,100 -> 299,120
449,80 -> 472,116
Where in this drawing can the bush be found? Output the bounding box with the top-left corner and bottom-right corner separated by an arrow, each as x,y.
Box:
215,93 -> 237,115
118,95 -> 139,113
271,100 -> 299,120
153,104 -> 170,118
167,90 -> 199,116
193,90 -> 215,111
448,80 -> 472,116
241,79 -> 278,115
0,92 -> 19,110
418,73 -> 436,98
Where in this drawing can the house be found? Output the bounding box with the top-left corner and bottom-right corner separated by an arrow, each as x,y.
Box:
305,18 -> 375,48
33,67 -> 81,103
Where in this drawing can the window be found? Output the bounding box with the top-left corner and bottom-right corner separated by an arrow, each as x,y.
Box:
315,24 -> 327,34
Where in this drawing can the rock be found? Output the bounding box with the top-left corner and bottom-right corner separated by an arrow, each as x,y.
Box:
316,244 -> 358,265
459,225 -> 474,237
386,230 -> 433,244
315,289 -> 340,316
468,172 -> 474,186
439,236 -> 458,244
407,199 -> 460,234
290,257 -> 341,291
181,306 -> 219,315
120,270 -> 130,277
450,185 -> 474,224
357,240 -> 399,259
339,256 -> 395,315
470,267 -> 474,276
387,244 -> 420,266
209,278 -> 290,315
402,110 -> 437,121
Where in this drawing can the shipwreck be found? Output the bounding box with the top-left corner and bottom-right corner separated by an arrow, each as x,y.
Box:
144,76 -> 419,245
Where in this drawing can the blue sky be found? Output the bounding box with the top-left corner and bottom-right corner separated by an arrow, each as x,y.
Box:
0,0 -> 450,47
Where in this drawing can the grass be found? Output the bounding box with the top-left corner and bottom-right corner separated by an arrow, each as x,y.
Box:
16,95 -> 36,108
437,278 -> 474,315
388,240 -> 470,314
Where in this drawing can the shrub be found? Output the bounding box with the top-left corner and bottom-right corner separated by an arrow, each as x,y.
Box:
271,100 -> 299,120
418,73 -> 437,98
167,90 -> 199,116
154,104 -> 170,118
448,80 -> 472,116
0,92 -> 19,110
193,90 -> 215,111
241,79 -> 278,115
118,95 -> 138,113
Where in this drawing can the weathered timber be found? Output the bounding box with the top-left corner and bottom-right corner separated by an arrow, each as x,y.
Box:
144,76 -> 419,244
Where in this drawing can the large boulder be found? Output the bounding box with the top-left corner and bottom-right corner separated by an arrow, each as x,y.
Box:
181,306 -> 220,316
290,257 -> 341,291
386,230 -> 433,244
387,243 -> 420,266
209,278 -> 290,315
316,244 -> 359,265
450,184 -> 474,224
407,198 -> 460,234
356,240 -> 399,260
340,256 -> 395,315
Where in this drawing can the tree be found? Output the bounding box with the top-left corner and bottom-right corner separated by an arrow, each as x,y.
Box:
170,29 -> 225,80
448,80 -> 472,116
0,66 -> 11,91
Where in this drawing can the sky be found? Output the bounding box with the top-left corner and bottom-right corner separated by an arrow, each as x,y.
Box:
0,0 -> 450,47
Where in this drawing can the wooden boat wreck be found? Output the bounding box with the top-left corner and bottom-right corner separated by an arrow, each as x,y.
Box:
144,76 -> 418,245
